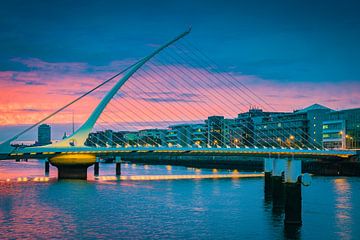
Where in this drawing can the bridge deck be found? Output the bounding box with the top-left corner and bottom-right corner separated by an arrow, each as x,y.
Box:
2,146 -> 356,160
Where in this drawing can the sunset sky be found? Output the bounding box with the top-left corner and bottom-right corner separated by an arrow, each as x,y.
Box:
1,0 -> 359,141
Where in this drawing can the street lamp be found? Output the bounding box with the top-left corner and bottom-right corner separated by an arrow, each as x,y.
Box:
345,135 -> 354,149
288,135 -> 295,148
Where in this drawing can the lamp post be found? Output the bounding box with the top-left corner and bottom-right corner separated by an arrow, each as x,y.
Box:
346,135 -> 354,149
289,135 -> 295,148
339,131 -> 345,149
233,138 -> 239,147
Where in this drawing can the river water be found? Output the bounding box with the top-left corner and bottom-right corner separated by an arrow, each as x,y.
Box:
0,160 -> 359,239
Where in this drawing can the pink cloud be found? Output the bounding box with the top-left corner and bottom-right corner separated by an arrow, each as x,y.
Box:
0,58 -> 359,131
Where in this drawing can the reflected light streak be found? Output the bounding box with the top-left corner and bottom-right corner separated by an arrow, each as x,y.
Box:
96,173 -> 263,181
1,176 -> 53,183
333,178 -> 352,240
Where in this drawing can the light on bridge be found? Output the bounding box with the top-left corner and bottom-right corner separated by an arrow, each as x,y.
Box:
17,177 -> 28,182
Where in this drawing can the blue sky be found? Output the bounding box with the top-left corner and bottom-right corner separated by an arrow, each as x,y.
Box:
0,0 -> 359,141
1,0 -> 360,82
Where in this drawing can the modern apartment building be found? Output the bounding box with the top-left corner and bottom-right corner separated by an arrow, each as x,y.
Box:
322,108 -> 360,149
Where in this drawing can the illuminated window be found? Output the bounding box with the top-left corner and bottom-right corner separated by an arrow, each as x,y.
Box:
323,125 -> 328,129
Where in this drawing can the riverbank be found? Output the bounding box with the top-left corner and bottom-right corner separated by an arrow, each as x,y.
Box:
119,153 -> 360,176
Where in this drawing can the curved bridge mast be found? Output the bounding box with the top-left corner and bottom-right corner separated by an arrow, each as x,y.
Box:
50,28 -> 191,147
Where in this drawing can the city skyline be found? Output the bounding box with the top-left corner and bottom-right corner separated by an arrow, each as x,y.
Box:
7,103 -> 359,150
1,0 -> 360,133
1,2 -> 360,239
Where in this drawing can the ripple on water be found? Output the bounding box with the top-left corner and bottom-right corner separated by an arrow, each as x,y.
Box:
1,161 -> 360,239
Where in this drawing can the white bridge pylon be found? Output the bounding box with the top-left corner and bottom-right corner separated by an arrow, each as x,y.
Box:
50,28 -> 191,147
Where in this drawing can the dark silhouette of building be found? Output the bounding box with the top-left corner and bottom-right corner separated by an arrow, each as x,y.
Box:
37,124 -> 51,145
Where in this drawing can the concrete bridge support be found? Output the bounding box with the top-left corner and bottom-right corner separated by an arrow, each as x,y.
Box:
265,157 -> 304,226
115,156 -> 121,176
284,159 -> 302,225
45,158 -> 50,176
272,158 -> 286,211
264,158 -> 273,201
94,157 -> 100,176
49,154 -> 96,180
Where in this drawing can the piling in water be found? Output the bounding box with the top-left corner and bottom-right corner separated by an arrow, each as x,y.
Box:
94,162 -> 99,176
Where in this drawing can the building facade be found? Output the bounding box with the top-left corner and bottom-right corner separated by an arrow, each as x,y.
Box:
82,105 -> 359,150
167,123 -> 206,147
137,128 -> 167,146
236,108 -> 280,147
37,124 -> 51,146
253,104 -> 331,148
322,108 -> 360,149
206,116 -> 224,147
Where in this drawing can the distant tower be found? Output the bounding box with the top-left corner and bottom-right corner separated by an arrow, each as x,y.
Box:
37,124 -> 51,145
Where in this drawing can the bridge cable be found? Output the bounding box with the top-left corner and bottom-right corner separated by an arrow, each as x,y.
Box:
133,63 -> 256,148
7,58 -> 145,142
166,45 -> 296,149
173,42 -> 316,149
155,49 -> 276,148
180,40 -> 319,149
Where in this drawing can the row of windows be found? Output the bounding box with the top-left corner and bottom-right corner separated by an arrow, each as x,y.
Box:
323,133 -> 341,139
323,123 -> 342,130
256,121 -> 306,129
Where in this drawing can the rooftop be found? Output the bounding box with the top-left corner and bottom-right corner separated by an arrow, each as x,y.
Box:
296,104 -> 332,113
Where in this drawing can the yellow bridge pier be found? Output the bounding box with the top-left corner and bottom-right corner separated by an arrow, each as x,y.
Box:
50,154 -> 96,180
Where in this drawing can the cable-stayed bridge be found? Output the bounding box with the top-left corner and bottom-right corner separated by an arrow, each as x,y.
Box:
0,28 -> 356,179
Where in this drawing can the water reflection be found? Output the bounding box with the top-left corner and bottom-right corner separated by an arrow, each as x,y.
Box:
0,160 -> 57,180
284,224 -> 301,239
0,160 -> 359,239
0,182 -> 77,238
263,177 -> 302,239
333,178 -> 352,240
